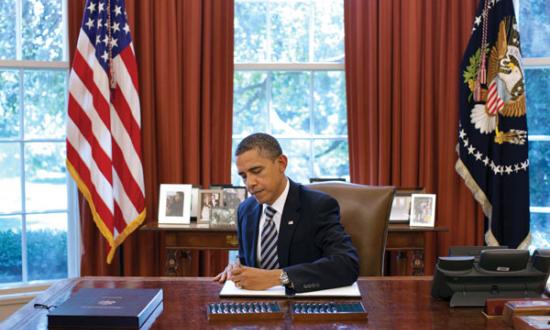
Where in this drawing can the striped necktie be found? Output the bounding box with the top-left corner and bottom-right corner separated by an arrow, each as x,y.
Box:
260,206 -> 279,269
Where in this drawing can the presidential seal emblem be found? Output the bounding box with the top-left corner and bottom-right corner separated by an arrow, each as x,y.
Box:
97,299 -> 117,306
463,17 -> 527,145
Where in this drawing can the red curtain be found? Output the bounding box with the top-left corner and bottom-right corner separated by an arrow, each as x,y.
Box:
345,0 -> 485,274
68,0 -> 234,276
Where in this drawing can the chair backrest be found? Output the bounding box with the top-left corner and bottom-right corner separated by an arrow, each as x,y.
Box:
306,182 -> 395,276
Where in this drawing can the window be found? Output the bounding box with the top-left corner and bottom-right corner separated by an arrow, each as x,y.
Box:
518,0 -> 550,248
232,0 -> 349,184
0,0 -> 79,286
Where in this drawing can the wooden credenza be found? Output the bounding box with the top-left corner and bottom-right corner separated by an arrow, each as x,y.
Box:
141,223 -> 447,276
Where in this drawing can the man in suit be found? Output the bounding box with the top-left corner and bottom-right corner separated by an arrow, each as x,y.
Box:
214,133 -> 359,292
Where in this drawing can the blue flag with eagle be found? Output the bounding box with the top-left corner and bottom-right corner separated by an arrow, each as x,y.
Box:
456,0 -> 530,249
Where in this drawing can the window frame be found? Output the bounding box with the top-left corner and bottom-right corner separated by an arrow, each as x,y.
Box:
0,0 -> 79,288
232,0 -> 349,184
517,0 -> 550,247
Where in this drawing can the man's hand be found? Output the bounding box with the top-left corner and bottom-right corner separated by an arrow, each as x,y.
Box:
230,266 -> 281,290
213,259 -> 241,283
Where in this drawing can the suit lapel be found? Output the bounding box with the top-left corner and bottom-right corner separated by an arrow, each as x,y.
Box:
278,179 -> 301,267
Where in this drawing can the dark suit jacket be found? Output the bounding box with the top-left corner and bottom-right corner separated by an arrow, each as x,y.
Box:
237,179 -> 359,293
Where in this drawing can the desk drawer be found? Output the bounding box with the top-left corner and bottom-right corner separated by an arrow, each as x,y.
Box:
165,232 -> 239,249
386,231 -> 424,250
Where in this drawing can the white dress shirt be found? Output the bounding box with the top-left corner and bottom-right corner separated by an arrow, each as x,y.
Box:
256,178 -> 290,266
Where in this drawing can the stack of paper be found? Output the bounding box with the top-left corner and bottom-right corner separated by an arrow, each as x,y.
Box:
220,281 -> 361,298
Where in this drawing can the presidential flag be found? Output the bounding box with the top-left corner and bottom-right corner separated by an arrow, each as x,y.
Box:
66,0 -> 146,263
456,0 -> 530,249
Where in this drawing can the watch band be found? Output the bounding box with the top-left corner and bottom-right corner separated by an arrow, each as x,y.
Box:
280,270 -> 292,287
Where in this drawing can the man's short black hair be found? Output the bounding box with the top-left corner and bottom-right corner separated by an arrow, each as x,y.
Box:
235,133 -> 283,160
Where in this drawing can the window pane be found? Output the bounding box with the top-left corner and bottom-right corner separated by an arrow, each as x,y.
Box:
234,1 -> 268,62
313,0 -> 344,62
0,215 -> 22,284
280,139 -> 310,183
24,142 -> 67,212
270,1 -> 309,62
0,2 -> 16,60
313,71 -> 347,135
232,1 -> 349,189
312,139 -> 349,179
0,143 -> 22,214
233,71 -> 268,135
525,68 -> 550,135
519,0 -> 550,57
26,213 -> 67,281
271,72 -> 310,135
528,141 -> 550,207
0,70 -> 21,139
24,70 -> 67,139
530,212 -> 550,249
22,0 -> 64,61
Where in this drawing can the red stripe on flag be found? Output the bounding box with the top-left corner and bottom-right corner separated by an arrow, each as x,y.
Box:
487,81 -> 500,115
119,47 -> 140,91
72,51 -> 111,129
497,99 -> 504,112
68,95 -> 113,184
67,143 -> 115,232
114,203 -> 126,235
111,86 -> 142,155
111,139 -> 145,211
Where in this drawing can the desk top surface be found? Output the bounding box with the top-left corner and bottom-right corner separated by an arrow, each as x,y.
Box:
4,276 -> 508,329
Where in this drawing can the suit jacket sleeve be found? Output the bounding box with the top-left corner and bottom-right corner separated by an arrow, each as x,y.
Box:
285,195 -> 359,292
236,203 -> 246,266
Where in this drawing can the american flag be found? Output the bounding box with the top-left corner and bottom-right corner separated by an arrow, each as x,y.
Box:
66,0 -> 146,263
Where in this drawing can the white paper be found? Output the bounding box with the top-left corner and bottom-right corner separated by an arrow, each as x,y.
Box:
219,280 -> 361,298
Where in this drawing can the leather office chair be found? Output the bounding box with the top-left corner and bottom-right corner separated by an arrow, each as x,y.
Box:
306,182 -> 395,276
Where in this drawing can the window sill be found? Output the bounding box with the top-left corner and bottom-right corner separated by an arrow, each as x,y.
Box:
0,281 -> 54,306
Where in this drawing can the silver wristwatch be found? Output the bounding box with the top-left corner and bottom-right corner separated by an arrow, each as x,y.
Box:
280,270 -> 291,287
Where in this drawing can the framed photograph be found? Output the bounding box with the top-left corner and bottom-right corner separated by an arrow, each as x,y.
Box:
190,186 -> 200,218
222,186 -> 247,209
409,194 -> 436,227
207,186 -> 248,226
198,189 -> 223,224
389,195 -> 412,223
389,189 -> 423,223
158,184 -> 192,224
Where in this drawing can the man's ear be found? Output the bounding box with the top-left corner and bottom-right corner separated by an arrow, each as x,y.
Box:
277,154 -> 288,173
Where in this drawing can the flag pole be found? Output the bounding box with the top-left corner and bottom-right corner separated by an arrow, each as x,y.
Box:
119,243 -> 125,276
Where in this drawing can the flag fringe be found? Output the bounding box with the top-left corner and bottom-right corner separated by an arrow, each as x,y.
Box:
455,150 -> 531,249
455,154 -> 493,218
108,208 -> 147,263
67,160 -> 147,263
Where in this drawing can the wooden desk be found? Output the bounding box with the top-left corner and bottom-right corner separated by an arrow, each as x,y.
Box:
141,223 -> 447,276
3,276 -> 509,329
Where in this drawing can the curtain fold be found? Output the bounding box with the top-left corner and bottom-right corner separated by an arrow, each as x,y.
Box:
68,0 -> 234,277
345,0 -> 485,274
